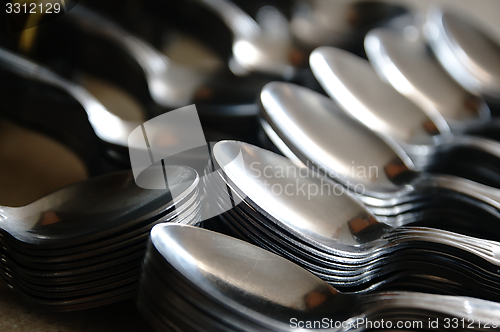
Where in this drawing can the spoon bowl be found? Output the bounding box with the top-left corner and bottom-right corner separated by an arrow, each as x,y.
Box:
204,140 -> 500,300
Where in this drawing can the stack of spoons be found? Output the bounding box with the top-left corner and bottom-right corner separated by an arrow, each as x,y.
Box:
138,223 -> 500,332
202,140 -> 500,302
0,166 -> 200,310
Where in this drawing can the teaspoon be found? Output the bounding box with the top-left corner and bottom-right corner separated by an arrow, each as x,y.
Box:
0,166 -> 200,310
52,5 -> 219,110
0,165 -> 198,247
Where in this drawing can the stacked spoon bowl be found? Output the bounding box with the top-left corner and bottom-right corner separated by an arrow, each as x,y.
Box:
0,166 -> 200,310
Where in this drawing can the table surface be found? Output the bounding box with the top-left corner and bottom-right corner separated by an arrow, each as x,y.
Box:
1,0 -> 498,330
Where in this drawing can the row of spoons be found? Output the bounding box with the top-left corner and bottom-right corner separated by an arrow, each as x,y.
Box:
77,0 -> 407,79
0,0 -> 415,159
257,7 -> 500,240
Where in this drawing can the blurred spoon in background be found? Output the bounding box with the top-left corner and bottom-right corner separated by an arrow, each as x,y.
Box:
0,47 -> 213,173
365,27 -> 492,134
192,0 -> 299,78
290,0 -> 407,53
424,6 -> 500,103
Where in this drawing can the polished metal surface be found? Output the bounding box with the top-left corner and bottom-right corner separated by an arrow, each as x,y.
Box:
202,140 -> 500,306
310,46 -> 449,148
424,6 -> 500,101
151,224 -> 335,324
212,139 -> 379,247
212,140 -> 500,258
0,166 -> 198,243
3,0 -> 500,324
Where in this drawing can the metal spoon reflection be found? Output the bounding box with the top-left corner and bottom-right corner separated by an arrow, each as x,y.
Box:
0,166 -> 198,245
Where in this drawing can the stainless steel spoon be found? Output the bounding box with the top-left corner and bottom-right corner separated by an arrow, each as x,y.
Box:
424,6 -> 500,102
259,81 -> 500,209
310,46 -> 500,173
0,166 -> 200,310
212,140 -> 500,257
140,223 -> 500,331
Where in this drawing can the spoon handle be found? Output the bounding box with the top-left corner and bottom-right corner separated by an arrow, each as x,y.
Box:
0,47 -> 130,146
389,226 -> 500,266
412,173 -> 500,211
192,0 -> 259,38
362,291 -> 500,322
